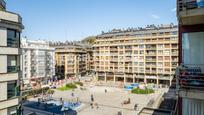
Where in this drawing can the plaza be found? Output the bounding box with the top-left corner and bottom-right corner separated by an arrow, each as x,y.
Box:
51,84 -> 167,115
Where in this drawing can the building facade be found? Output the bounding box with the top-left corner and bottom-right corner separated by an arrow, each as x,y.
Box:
85,46 -> 94,75
176,0 -> 204,115
0,0 -> 24,114
93,24 -> 178,86
51,42 -> 88,79
21,39 -> 55,88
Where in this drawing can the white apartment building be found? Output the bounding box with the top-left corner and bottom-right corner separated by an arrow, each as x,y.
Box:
0,0 -> 24,114
21,39 -> 55,88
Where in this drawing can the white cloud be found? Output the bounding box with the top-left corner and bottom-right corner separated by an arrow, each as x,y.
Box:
171,8 -> 176,12
151,14 -> 160,19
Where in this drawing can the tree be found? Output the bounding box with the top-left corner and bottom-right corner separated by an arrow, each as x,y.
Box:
81,36 -> 96,45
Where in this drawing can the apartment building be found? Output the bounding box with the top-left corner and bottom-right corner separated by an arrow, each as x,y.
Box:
21,39 -> 55,88
85,46 -> 94,74
93,24 -> 178,86
51,42 -> 88,79
0,0 -> 24,114
176,0 -> 204,115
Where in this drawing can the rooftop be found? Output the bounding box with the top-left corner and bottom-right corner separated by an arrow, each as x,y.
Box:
99,24 -> 177,36
23,101 -> 77,115
49,41 -> 92,48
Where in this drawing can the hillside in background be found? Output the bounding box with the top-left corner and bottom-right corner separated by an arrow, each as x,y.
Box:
81,36 -> 96,45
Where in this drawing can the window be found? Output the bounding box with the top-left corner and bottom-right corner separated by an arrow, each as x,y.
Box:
7,29 -> 20,47
7,81 -> 18,99
182,32 -> 204,65
7,55 -> 19,73
8,106 -> 17,115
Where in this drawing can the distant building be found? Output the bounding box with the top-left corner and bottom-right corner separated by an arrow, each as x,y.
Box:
93,24 -> 178,86
0,0 -> 24,114
176,0 -> 204,115
50,42 -> 91,79
21,38 -> 55,88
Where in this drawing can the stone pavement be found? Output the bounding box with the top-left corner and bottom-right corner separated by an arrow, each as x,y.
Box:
52,86 -> 167,115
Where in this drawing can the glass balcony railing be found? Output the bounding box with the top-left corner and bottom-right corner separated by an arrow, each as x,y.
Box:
7,66 -> 20,73
7,84 -> 20,99
178,0 -> 204,11
176,64 -> 204,89
7,38 -> 20,47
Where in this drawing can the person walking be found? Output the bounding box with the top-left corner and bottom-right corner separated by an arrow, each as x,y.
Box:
90,94 -> 94,108
91,94 -> 94,102
134,104 -> 138,111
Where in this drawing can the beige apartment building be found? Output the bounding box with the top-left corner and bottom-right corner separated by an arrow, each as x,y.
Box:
85,46 -> 94,74
50,42 -> 89,79
93,24 -> 178,86
0,0 -> 24,114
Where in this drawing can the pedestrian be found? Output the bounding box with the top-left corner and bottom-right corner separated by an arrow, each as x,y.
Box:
134,104 -> 138,111
71,92 -> 74,97
90,102 -> 93,109
105,89 -> 107,93
95,102 -> 99,109
91,94 -> 94,102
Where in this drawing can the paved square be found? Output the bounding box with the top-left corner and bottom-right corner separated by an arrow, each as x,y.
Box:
52,85 -> 166,115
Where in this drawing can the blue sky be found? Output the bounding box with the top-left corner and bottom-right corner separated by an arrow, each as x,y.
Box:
6,0 -> 177,41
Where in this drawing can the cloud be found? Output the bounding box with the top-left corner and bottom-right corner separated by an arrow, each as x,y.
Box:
171,8 -> 176,12
151,14 -> 160,19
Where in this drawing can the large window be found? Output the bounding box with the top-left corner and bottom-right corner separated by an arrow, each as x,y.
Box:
7,55 -> 20,73
7,29 -> 20,47
182,32 -> 204,64
7,81 -> 18,99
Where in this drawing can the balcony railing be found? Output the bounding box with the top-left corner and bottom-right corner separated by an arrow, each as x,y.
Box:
178,0 -> 204,11
176,64 -> 204,89
0,0 -> 6,10
7,66 -> 20,73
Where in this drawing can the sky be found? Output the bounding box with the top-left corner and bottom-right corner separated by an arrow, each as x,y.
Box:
6,0 -> 177,41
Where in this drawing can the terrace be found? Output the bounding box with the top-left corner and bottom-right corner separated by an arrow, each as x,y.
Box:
176,64 -> 204,99
177,0 -> 204,25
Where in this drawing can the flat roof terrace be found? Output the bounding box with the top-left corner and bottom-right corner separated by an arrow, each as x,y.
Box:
23,101 -> 77,115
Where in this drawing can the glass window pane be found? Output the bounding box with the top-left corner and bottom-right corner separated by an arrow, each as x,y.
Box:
182,32 -> 204,64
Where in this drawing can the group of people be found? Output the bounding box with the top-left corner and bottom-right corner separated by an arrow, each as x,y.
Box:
90,94 -> 99,109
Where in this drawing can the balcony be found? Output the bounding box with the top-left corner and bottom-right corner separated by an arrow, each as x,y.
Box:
0,10 -> 22,24
0,0 -> 6,10
177,0 -> 204,25
146,59 -> 156,62
146,52 -> 156,56
176,64 -> 204,89
146,47 -> 157,50
7,66 -> 20,73
176,64 -> 204,99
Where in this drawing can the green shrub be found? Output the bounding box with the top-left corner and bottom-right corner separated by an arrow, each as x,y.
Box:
47,89 -> 55,95
65,83 -> 77,89
57,83 -> 77,91
27,87 -> 49,96
74,81 -> 83,86
131,88 -> 154,94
